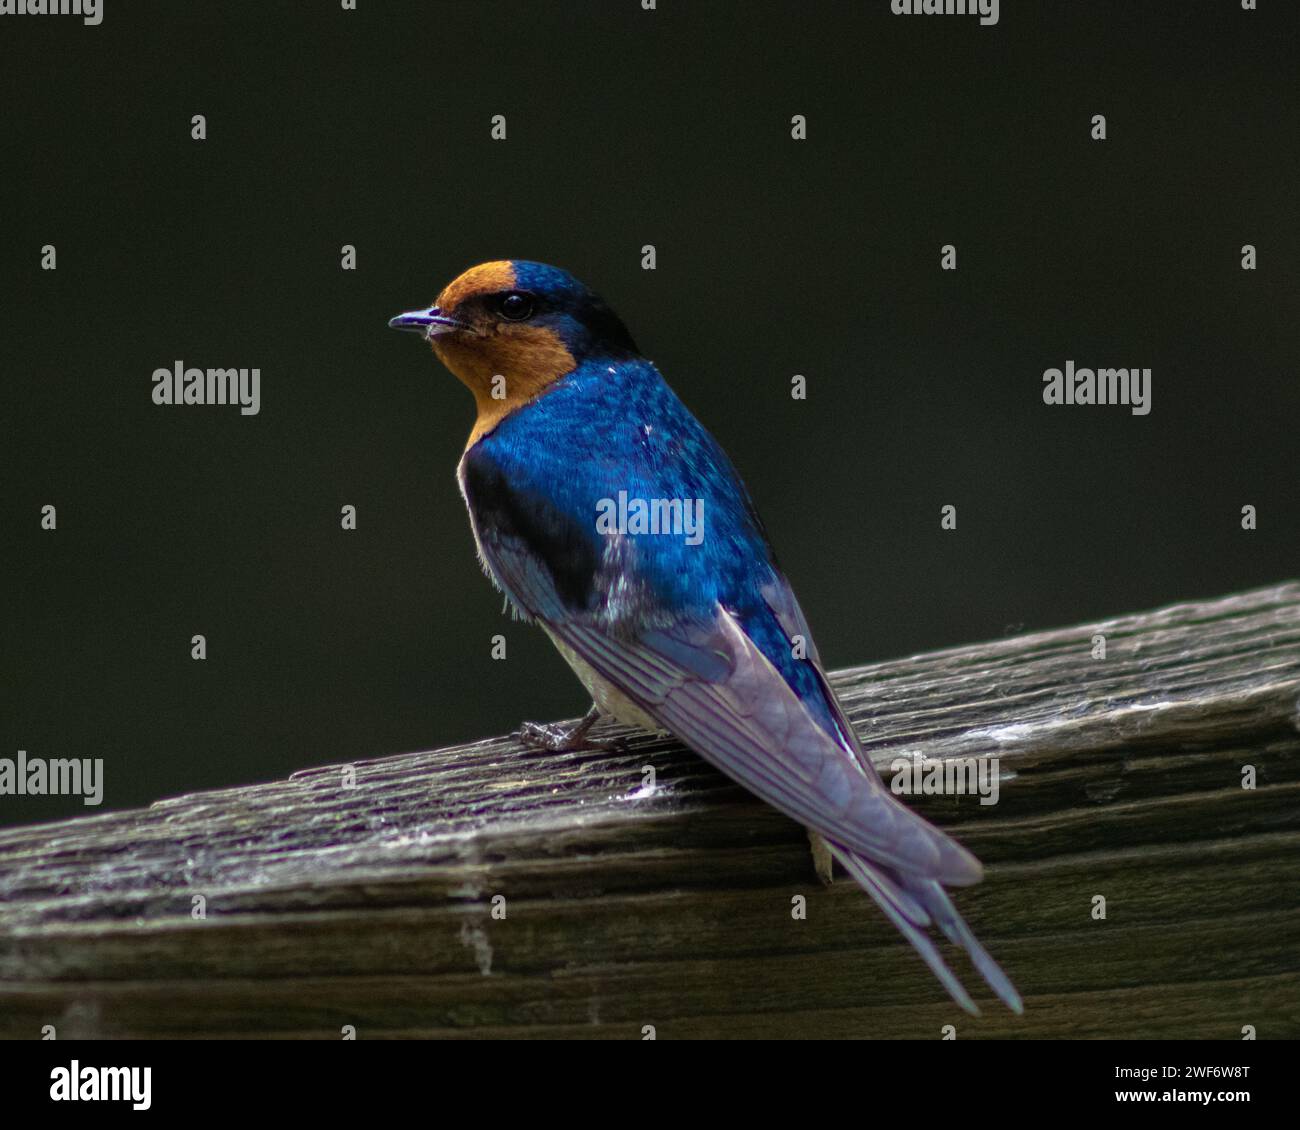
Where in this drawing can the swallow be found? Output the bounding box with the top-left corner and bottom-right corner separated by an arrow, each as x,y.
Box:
390,260 -> 1022,1014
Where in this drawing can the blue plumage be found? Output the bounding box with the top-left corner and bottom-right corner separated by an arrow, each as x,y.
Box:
462,355 -> 842,737
391,260 -> 1022,1015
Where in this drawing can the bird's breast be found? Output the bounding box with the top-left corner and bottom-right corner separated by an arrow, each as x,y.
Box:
542,626 -> 663,733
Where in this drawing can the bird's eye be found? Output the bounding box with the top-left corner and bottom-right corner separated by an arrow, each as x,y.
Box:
498,292 -> 535,321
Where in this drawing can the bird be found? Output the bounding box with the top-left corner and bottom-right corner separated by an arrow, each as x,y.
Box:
390,260 -> 1022,1015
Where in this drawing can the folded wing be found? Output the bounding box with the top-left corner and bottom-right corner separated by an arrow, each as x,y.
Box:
462,433 -> 1020,1012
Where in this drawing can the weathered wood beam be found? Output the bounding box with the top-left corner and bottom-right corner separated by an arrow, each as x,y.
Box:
1,583 -> 1298,1038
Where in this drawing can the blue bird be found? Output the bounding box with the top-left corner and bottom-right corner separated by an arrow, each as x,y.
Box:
390,260 -> 1021,1015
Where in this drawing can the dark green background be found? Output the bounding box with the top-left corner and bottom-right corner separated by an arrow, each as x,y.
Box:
3,1 -> 1296,825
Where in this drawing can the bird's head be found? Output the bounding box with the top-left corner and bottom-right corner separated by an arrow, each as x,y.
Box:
390,260 -> 638,445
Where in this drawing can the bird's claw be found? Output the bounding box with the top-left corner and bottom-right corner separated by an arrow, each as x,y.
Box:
514,717 -> 629,755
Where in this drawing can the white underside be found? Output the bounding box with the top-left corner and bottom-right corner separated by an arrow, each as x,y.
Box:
542,626 -> 662,733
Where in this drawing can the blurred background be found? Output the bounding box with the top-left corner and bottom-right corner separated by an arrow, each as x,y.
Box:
2,0 -> 1297,824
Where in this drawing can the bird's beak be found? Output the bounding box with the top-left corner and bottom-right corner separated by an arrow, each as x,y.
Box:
387,306 -> 466,336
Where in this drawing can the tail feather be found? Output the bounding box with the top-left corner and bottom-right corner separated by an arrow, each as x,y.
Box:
903,874 -> 1024,1014
844,853 -> 933,928
833,844 -> 978,1014
830,842 -> 1022,1015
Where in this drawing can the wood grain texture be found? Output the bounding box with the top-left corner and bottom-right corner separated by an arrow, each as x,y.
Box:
2,582 -> 1298,1039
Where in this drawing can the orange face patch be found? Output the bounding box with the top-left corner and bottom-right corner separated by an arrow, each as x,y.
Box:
429,261 -> 577,448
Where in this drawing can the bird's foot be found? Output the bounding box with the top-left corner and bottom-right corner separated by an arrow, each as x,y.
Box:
807,828 -> 835,886
514,706 -> 629,755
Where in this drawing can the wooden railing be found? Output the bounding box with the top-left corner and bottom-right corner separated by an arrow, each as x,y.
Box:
2,583 -> 1297,1038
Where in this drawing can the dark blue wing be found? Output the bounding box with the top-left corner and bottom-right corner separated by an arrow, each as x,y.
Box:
459,400 -> 982,884
458,361 -> 1019,1011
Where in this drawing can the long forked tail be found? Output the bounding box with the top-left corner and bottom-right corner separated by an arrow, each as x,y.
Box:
830,843 -> 1023,1015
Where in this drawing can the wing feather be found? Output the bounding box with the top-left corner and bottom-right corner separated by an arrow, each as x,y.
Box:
464,440 -> 1019,1010
554,610 -> 982,885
